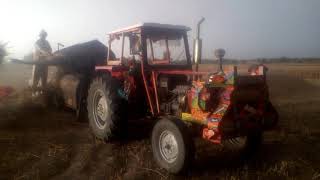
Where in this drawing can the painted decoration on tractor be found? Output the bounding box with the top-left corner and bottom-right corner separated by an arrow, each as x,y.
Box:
182,70 -> 235,131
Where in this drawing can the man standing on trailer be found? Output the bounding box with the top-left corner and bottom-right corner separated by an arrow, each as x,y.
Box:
32,29 -> 52,94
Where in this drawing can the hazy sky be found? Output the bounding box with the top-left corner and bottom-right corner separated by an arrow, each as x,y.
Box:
1,0 -> 319,59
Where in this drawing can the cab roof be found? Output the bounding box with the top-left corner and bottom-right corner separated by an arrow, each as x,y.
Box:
108,22 -> 191,35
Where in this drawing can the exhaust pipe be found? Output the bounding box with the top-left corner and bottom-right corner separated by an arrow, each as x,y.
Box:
194,17 -> 205,80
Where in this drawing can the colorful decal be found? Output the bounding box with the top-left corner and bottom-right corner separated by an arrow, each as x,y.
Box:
181,65 -> 276,144
182,70 -> 235,133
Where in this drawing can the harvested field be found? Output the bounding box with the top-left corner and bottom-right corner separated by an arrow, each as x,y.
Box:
0,62 -> 320,179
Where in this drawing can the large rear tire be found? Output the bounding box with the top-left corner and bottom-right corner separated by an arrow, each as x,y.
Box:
87,76 -> 127,141
151,118 -> 194,174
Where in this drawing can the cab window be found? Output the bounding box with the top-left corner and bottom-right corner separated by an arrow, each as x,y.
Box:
146,34 -> 187,65
108,32 -> 142,64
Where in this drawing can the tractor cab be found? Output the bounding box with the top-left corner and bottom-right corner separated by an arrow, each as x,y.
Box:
96,23 -> 195,115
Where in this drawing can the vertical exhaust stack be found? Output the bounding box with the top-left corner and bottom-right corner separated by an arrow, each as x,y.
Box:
193,17 -> 205,80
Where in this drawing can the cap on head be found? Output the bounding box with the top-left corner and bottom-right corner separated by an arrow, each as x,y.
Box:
39,30 -> 48,37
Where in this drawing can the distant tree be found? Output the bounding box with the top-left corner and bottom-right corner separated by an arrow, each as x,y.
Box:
0,42 -> 8,64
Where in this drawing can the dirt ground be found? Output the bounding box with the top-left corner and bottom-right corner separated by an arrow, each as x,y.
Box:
0,63 -> 320,180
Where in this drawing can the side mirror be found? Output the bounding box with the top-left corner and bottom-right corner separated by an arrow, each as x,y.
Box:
129,35 -> 141,55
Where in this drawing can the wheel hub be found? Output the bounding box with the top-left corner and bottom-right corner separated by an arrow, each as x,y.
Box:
97,97 -> 107,120
93,90 -> 108,129
159,130 -> 178,163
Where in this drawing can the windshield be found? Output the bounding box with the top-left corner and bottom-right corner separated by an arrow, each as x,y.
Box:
146,34 -> 187,65
107,32 -> 142,64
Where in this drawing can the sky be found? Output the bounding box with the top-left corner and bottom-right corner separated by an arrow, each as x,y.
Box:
0,0 -> 319,59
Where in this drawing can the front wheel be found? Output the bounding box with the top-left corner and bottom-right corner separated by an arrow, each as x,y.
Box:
151,118 -> 194,174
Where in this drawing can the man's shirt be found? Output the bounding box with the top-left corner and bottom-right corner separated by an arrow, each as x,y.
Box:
34,39 -> 52,61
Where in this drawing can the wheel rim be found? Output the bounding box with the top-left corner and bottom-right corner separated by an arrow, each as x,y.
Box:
93,89 -> 108,129
159,130 -> 179,163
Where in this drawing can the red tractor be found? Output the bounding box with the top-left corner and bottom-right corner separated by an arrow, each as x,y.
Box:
87,22 -> 278,174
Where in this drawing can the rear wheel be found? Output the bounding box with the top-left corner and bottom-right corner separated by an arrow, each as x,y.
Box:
87,76 -> 127,141
43,87 -> 64,109
151,118 -> 194,174
76,78 -> 89,122
76,98 -> 87,122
